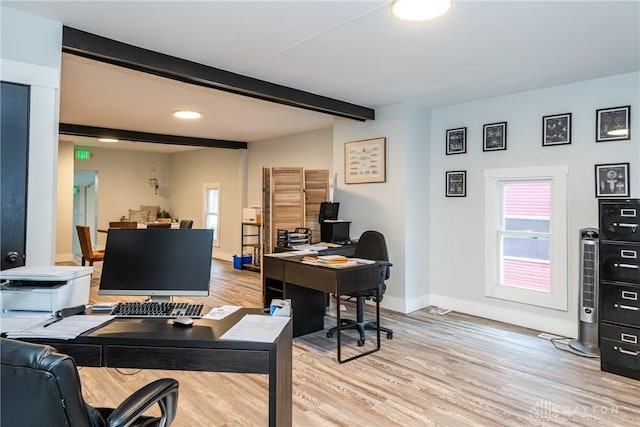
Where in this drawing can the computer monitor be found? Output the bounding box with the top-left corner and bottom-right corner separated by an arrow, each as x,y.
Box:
99,228 -> 213,301
318,202 -> 339,222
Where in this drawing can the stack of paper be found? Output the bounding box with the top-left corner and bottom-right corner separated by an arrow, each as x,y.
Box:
6,315 -> 115,340
317,255 -> 349,264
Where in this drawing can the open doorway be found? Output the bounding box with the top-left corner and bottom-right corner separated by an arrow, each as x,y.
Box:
73,170 -> 98,258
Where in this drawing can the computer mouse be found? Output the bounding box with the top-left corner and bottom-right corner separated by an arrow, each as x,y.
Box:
173,316 -> 194,327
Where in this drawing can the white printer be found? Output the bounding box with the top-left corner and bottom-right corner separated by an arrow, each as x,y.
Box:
0,266 -> 92,313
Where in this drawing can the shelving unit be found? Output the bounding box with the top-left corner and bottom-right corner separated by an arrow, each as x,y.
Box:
241,222 -> 261,272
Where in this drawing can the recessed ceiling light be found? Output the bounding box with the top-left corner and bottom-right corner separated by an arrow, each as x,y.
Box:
391,0 -> 452,21
173,110 -> 202,119
98,138 -> 119,143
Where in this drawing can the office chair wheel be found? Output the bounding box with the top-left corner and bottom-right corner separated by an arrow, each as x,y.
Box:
326,331 -> 334,338
387,331 -> 393,339
357,338 -> 365,347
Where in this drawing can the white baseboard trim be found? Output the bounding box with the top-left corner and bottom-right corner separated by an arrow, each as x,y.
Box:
430,294 -> 578,338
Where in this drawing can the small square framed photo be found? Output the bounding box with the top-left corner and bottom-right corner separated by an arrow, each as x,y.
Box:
446,127 -> 467,155
542,113 -> 571,146
596,106 -> 631,142
483,122 -> 507,151
446,170 -> 466,197
595,163 -> 630,198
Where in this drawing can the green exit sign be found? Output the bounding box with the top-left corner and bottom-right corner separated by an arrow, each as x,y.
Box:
76,150 -> 90,160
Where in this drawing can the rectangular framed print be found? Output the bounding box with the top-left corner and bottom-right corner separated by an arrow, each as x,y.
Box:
595,163 -> 630,197
446,170 -> 466,197
596,106 -> 631,142
483,122 -> 507,151
344,137 -> 386,184
446,127 -> 467,155
542,112 -> 571,146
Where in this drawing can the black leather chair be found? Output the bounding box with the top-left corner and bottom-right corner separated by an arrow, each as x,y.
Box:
179,220 -> 193,229
0,338 -> 179,427
326,230 -> 394,346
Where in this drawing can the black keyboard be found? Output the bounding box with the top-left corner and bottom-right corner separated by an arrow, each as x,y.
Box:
110,302 -> 204,318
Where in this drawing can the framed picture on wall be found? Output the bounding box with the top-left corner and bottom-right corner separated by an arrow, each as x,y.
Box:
483,122 -> 507,151
445,170 -> 466,197
542,112 -> 572,146
595,163 -> 630,197
446,127 -> 467,155
344,137 -> 386,184
596,105 -> 631,142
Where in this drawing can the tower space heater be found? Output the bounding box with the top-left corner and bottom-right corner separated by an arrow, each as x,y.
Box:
569,228 -> 600,355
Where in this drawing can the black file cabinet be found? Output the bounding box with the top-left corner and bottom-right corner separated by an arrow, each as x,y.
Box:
598,199 -> 640,380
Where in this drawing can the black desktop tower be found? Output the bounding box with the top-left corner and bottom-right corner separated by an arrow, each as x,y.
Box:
320,221 -> 351,243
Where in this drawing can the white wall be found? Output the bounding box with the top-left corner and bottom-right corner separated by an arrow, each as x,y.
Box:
334,104 -> 432,313
56,141 -> 74,262
73,147 -> 172,247
1,6 -> 62,266
170,147 -> 245,261
429,72 -> 639,337
246,127 -> 334,207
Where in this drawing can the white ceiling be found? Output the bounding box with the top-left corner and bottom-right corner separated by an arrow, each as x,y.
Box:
5,1 -> 640,153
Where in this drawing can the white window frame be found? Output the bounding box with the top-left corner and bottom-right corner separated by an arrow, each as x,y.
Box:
484,166 -> 568,310
203,183 -> 220,248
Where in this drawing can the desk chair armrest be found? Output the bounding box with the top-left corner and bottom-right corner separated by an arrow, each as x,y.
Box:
106,378 -> 179,427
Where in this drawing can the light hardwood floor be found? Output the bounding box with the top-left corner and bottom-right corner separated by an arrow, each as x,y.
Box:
75,259 -> 640,426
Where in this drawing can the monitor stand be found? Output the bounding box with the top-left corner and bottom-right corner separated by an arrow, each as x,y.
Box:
149,295 -> 172,303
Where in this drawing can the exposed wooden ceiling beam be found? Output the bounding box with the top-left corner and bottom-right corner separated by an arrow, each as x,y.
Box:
60,123 -> 247,150
62,26 -> 375,122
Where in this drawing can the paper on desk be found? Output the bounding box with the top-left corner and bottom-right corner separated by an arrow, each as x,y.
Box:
0,312 -> 51,334
203,305 -> 241,320
219,314 -> 289,343
264,250 -> 317,258
6,315 -> 115,340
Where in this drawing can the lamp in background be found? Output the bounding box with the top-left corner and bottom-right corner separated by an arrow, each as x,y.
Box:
391,0 -> 452,21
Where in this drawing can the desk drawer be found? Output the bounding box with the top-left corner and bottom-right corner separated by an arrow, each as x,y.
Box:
600,323 -> 640,345
601,283 -> 640,327
600,242 -> 640,283
105,346 -> 269,373
30,341 -> 102,367
600,337 -> 640,380
600,200 -> 640,242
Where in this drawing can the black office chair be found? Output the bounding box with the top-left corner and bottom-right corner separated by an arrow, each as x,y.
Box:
0,338 -> 180,427
326,230 -> 393,346
179,219 -> 193,229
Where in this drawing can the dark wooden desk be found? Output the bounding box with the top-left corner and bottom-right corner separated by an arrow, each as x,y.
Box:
263,254 -> 380,363
28,308 -> 292,427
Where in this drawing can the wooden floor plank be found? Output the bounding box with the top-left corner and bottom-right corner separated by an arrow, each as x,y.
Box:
69,260 -> 640,426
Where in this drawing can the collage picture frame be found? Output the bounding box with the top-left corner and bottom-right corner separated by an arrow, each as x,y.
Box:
446,127 -> 467,155
483,122 -> 507,151
595,163 -> 630,198
542,112 -> 572,146
445,170 -> 466,197
596,105 -> 631,142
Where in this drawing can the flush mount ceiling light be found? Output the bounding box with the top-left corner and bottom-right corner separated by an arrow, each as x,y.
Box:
391,0 -> 452,21
173,110 -> 202,119
97,137 -> 119,143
